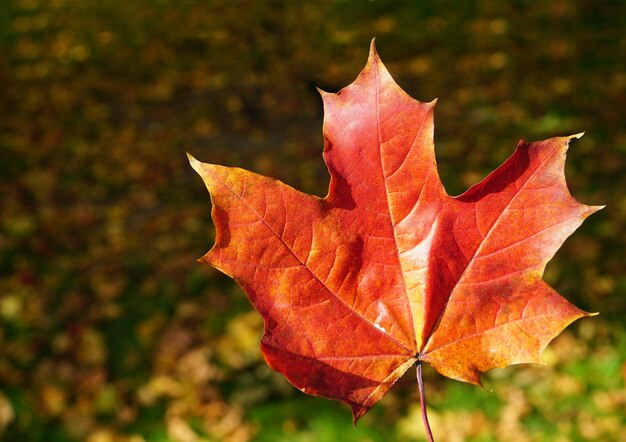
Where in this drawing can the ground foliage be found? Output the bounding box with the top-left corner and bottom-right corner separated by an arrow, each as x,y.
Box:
0,1 -> 624,441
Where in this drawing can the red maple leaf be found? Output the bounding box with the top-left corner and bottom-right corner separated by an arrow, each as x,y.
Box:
189,41 -> 602,438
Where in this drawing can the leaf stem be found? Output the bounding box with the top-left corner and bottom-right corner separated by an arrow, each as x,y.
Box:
416,360 -> 435,442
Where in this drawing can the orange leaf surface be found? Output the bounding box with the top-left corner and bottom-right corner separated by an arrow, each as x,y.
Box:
189,41 -> 602,423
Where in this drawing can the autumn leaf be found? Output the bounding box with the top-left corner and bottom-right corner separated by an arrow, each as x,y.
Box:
188,40 -> 602,435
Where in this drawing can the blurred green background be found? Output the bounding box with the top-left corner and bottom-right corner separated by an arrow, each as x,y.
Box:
1,1 -> 624,441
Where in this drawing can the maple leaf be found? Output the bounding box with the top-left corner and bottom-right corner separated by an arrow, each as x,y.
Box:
188,41 -> 602,436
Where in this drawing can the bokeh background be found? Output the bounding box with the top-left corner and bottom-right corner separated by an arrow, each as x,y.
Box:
1,1 -> 625,441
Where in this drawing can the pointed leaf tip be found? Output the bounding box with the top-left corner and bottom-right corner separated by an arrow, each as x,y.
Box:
560,132 -> 585,151
562,132 -> 585,151
588,205 -> 606,215
570,132 -> 585,140
368,38 -> 379,62
315,86 -> 328,97
187,152 -> 202,172
352,407 -> 365,427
